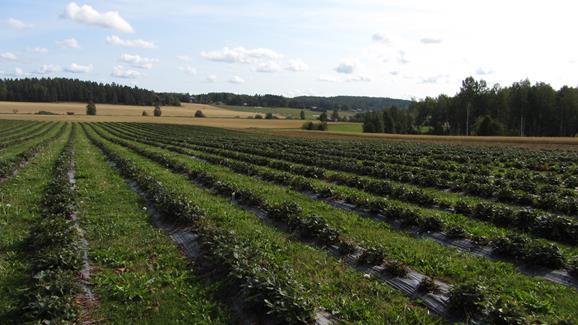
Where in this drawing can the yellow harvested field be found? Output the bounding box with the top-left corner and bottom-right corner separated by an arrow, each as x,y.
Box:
0,101 -> 266,118
0,113 -> 306,129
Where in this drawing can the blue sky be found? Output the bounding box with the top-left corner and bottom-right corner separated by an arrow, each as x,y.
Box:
1,0 -> 577,99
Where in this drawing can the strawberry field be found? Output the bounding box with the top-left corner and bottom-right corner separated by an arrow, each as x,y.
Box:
0,120 -> 577,324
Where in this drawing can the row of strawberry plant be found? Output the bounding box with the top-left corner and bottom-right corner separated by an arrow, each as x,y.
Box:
100,123 -> 576,280
238,131 -> 577,190
0,123 -> 65,181
188,137 -> 578,216
100,123 -> 573,322
90,125 -> 457,314
83,125 -> 318,324
114,122 -> 578,216
0,122 -> 55,148
20,126 -> 81,323
104,122 -> 577,247
92,124 -> 542,323
129,122 -> 578,185
0,120 -> 36,136
0,122 -> 51,148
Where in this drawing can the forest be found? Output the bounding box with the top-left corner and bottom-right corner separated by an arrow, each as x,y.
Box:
0,78 -> 183,106
194,93 -> 411,112
361,77 -> 578,137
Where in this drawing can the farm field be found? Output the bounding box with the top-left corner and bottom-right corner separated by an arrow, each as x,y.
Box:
215,104 -> 357,120
0,120 -> 577,324
0,101 -> 260,118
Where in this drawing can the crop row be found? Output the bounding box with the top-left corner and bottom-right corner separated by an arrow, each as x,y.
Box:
90,123 -> 554,323
130,121 -> 578,178
185,136 -> 577,216
116,122 -> 578,216
93,123 -> 572,322
105,123 -> 577,248
0,123 -> 53,149
102,124 -> 576,277
83,125 -> 319,324
89,125 -> 459,316
21,127 -> 81,323
0,123 -> 65,180
0,120 -> 36,136
0,122 -> 52,148
242,134 -> 578,189
86,124 -> 454,323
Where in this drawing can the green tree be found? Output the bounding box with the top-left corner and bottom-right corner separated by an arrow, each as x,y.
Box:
86,101 -> 96,115
331,110 -> 339,121
319,111 -> 328,122
362,111 -> 384,133
473,115 -> 505,136
153,104 -> 162,117
383,109 -> 395,133
194,110 -> 206,118
300,109 -> 306,120
265,112 -> 274,119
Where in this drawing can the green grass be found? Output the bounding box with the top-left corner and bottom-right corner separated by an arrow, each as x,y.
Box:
74,128 -> 229,324
0,123 -> 69,322
86,124 -> 441,324
216,105 -> 356,120
95,123 -> 578,323
328,123 -> 363,133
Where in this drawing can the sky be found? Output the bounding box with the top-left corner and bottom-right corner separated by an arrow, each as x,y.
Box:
0,0 -> 577,100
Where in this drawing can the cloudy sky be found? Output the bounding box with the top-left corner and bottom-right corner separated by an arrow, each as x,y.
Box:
1,0 -> 577,99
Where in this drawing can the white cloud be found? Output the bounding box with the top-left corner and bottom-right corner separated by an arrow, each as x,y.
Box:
201,46 -> 282,64
35,64 -> 61,74
65,63 -> 93,73
286,59 -> 309,72
206,75 -> 217,82
397,51 -> 409,64
119,54 -> 158,69
420,74 -> 449,84
346,75 -> 372,82
178,66 -> 196,74
255,61 -> 282,73
57,38 -> 80,49
421,38 -> 442,44
390,71 -> 399,76
111,65 -> 141,78
62,2 -> 134,33
475,67 -> 494,76
106,35 -> 156,48
176,55 -> 192,61
1,67 -> 25,77
335,60 -> 357,74
29,47 -> 48,53
228,75 -> 245,84
0,52 -> 18,60
372,32 -> 391,45
318,75 -> 339,82
6,18 -> 33,30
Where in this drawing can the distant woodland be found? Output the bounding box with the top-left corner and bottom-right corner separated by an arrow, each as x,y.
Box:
0,78 -> 183,106
194,93 -> 412,112
359,77 -> 578,137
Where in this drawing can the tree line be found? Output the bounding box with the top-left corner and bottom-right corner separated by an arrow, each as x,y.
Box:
361,77 -> 578,137
0,78 -> 183,106
194,93 -> 411,112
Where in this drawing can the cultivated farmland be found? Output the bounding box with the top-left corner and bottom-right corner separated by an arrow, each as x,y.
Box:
0,120 -> 577,324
